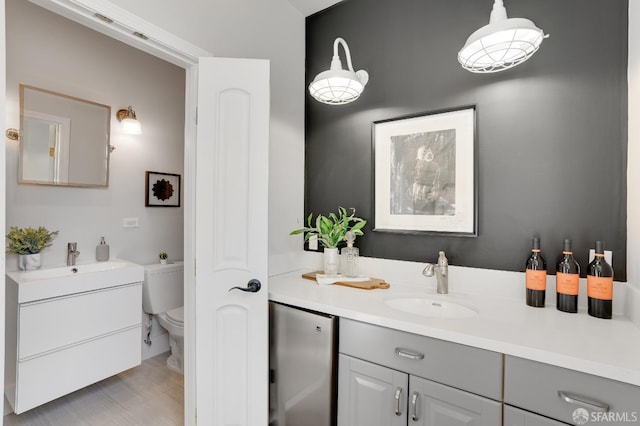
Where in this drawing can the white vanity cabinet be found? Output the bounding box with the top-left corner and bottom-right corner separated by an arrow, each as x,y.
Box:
338,319 -> 502,426
504,355 -> 640,426
5,269 -> 143,414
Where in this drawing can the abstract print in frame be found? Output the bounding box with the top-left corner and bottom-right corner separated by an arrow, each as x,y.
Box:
373,106 -> 477,236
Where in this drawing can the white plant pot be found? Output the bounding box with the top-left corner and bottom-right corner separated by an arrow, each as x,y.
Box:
19,253 -> 41,271
160,259 -> 168,265
323,247 -> 339,276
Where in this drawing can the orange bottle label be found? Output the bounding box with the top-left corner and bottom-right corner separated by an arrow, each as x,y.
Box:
556,273 -> 579,295
587,276 -> 613,300
526,270 -> 547,291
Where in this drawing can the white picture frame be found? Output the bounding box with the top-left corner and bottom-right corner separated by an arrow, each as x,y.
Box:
373,106 -> 477,236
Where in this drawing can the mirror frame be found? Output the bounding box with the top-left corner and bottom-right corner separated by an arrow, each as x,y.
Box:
18,84 -> 112,188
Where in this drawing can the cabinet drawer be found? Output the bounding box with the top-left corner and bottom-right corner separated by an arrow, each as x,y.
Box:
339,319 -> 502,400
504,405 -> 570,426
504,355 -> 640,424
14,326 -> 141,414
18,283 -> 141,359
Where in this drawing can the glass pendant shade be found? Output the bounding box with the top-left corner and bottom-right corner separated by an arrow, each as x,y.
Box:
309,38 -> 369,105
458,0 -> 547,73
121,117 -> 142,134
116,106 -> 142,134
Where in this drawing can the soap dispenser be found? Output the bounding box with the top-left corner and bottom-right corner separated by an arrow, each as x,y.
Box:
341,231 -> 359,277
96,237 -> 110,261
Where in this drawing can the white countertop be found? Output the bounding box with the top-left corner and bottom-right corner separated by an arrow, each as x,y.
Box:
269,269 -> 640,387
6,258 -> 144,303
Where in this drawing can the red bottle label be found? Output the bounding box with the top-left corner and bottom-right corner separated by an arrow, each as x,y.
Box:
556,273 -> 579,296
526,270 -> 547,291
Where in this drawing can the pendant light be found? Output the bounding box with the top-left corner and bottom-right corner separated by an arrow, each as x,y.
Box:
308,37 -> 369,105
458,0 -> 548,73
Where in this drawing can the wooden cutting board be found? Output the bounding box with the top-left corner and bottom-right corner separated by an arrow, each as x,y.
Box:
301,271 -> 390,290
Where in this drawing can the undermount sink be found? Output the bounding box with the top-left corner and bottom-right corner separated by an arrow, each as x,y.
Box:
6,258 -> 144,303
384,296 -> 478,319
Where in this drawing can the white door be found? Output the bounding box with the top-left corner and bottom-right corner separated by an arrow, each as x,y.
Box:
194,57 -> 270,425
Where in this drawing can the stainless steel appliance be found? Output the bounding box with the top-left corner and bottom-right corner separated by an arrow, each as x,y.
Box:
270,302 -> 337,426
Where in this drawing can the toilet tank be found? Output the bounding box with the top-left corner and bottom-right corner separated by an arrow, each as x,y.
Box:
142,262 -> 184,314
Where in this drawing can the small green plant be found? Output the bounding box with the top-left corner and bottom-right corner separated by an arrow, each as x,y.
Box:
6,226 -> 59,255
159,251 -> 168,260
290,207 -> 366,249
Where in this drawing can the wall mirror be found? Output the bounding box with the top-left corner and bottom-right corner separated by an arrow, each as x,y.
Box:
19,84 -> 111,187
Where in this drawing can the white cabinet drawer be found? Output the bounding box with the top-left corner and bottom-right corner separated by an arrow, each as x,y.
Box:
339,319 -> 502,401
14,326 -> 141,414
18,283 -> 141,359
504,355 -> 640,425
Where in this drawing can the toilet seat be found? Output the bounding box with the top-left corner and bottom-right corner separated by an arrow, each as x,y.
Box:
165,306 -> 184,326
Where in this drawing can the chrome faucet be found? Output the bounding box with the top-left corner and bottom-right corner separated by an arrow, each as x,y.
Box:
423,251 -> 448,294
67,242 -> 80,266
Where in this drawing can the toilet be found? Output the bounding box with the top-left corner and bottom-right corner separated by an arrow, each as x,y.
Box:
142,262 -> 184,373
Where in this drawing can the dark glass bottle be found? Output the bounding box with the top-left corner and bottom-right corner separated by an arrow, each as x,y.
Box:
587,241 -> 613,319
526,237 -> 547,307
556,239 -> 580,313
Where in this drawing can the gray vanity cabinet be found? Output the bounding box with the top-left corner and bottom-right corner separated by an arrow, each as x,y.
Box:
338,354 -> 502,426
504,355 -> 640,425
409,375 -> 501,426
338,354 -> 408,426
338,319 -> 503,426
504,406 -> 569,426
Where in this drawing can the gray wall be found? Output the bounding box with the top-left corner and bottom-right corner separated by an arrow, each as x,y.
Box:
6,0 -> 185,270
305,0 -> 628,279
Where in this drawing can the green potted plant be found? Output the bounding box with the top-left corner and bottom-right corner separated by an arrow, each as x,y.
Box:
290,207 -> 366,275
159,251 -> 168,264
6,226 -> 59,271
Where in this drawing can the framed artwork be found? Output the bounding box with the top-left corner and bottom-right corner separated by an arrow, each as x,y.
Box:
372,105 -> 477,236
145,171 -> 181,207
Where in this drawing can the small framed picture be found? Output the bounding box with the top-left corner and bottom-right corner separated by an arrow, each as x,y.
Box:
145,171 -> 181,207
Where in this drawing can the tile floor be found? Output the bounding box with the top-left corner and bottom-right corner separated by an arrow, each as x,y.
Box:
3,352 -> 184,426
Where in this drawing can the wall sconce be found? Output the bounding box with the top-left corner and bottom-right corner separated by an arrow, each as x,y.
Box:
308,37 -> 369,105
116,106 -> 142,134
458,0 -> 548,73
6,128 -> 19,141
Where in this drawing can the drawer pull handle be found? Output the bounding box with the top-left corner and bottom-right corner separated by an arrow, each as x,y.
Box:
395,348 -> 425,360
394,387 -> 403,416
558,391 -> 609,412
411,391 -> 420,421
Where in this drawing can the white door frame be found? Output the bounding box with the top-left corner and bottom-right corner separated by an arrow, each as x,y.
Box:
0,0 -> 7,423
13,1 -> 211,424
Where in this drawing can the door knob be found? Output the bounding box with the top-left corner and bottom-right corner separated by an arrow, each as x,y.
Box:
229,279 -> 262,293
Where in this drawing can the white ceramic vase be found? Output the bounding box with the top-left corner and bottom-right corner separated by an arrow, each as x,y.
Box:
160,259 -> 168,265
18,253 -> 41,271
323,247 -> 339,276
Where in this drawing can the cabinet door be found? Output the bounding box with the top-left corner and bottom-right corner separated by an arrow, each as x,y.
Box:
504,405 -> 570,426
409,375 -> 501,426
338,354 -> 408,426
